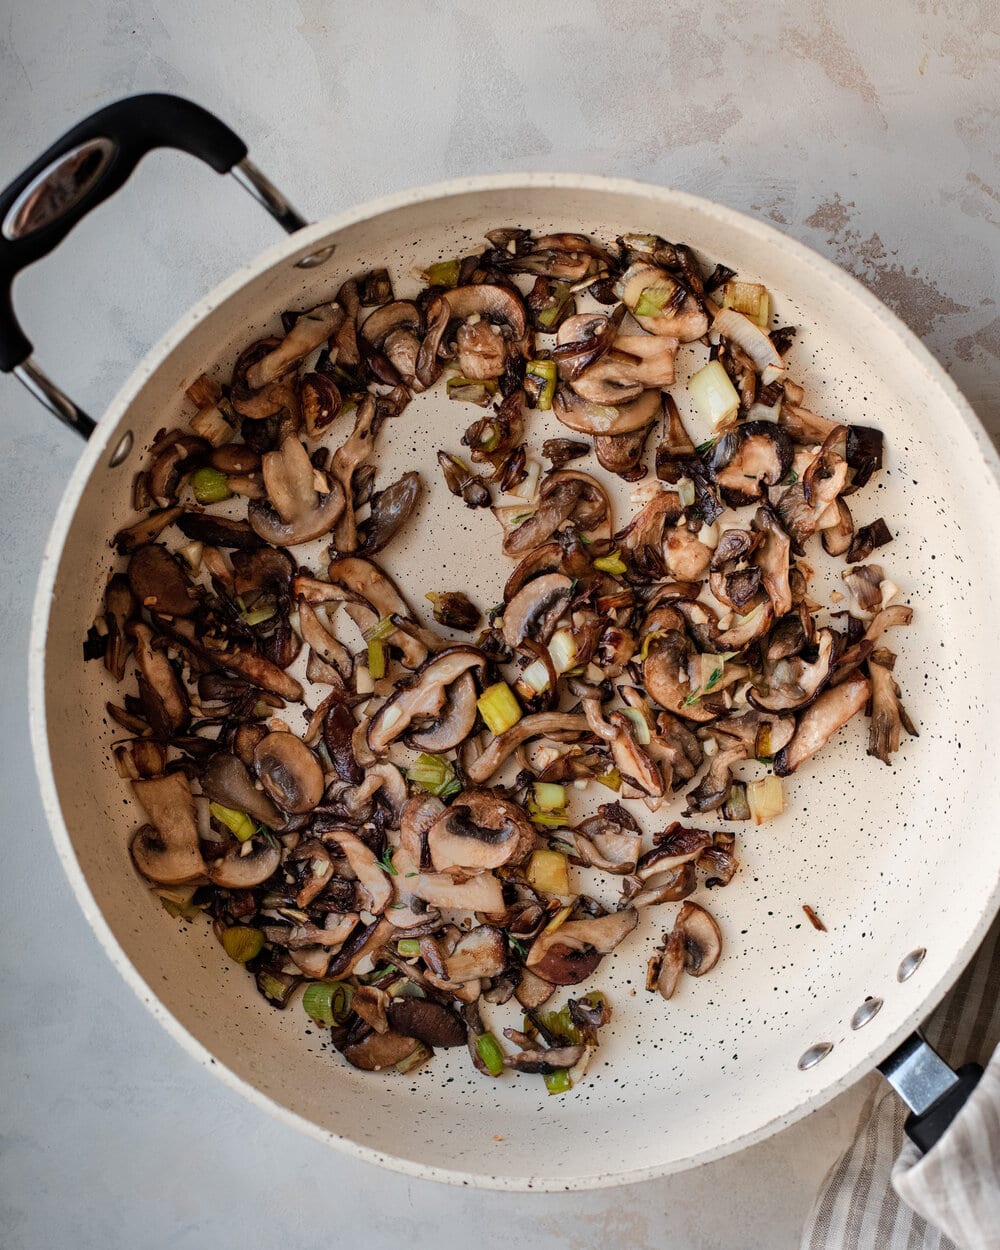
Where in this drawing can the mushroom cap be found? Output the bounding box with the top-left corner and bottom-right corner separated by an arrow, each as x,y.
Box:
674,901 -> 723,976
340,1029 -> 422,1072
248,436 -> 345,547
253,732 -> 325,814
501,572 -> 573,649
553,386 -> 662,437
642,631 -> 716,724
201,752 -> 285,828
708,421 -> 794,507
127,545 -> 197,618
205,838 -> 280,889
367,646 -> 488,754
443,925 -> 509,983
387,998 -> 466,1048
426,790 -> 536,872
405,670 -> 479,752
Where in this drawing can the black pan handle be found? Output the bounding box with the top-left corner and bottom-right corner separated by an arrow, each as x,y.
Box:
0,93 -> 308,440
878,1033 -> 984,1154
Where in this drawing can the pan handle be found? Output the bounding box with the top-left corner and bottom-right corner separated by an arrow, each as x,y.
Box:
0,93 -> 307,440
878,1033 -> 984,1154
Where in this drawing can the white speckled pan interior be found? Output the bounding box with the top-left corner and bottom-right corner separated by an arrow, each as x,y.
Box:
29,176 -> 1000,1189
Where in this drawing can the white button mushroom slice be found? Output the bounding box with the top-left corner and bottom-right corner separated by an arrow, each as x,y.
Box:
320,827 -> 394,917
426,790 -> 536,873
366,646 -> 489,754
205,839 -> 280,889
526,910 -> 639,985
129,773 -> 206,885
245,303 -> 344,388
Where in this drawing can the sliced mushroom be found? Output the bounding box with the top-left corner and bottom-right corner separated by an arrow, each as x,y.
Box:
296,599 -> 353,680
708,422 -> 793,507
506,1045 -> 586,1074
750,628 -> 835,712
627,862 -> 697,909
619,262 -> 708,341
867,647 -> 918,764
358,471 -> 422,556
555,313 -> 677,401
127,545 -> 197,618
329,395 -> 392,554
326,555 -> 433,670
776,429 -> 849,549
526,909 -> 638,985
607,711 -> 665,797
832,603 -> 913,682
386,998 -> 466,1048
201,753 -> 284,828
361,301 -> 425,390
339,1029 -> 422,1072
465,712 -> 590,785
663,521 -> 715,582
773,672 -> 871,776
248,436 -> 345,546
131,623 -> 189,736
573,805 -> 642,875
145,433 -> 210,505
753,507 -> 793,618
444,925 -> 509,982
648,928 -> 686,1000
419,284 -> 528,385
642,631 -> 716,723
552,386 -> 662,437
367,647 -> 488,754
427,791 -> 536,872
501,572 -> 573,649
253,732 -> 324,814
392,846 -> 507,913
175,512 -> 263,551
686,739 -> 748,812
245,304 -> 343,388
129,773 -> 206,884
672,901 -> 723,979
205,838 -> 280,889
594,419 -> 656,479
321,827 -> 394,916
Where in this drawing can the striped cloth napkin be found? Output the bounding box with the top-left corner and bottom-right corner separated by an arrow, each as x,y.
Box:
802,914 -> 1000,1250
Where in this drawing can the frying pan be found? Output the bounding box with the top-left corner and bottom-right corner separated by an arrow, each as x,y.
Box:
6,95 -> 1000,1189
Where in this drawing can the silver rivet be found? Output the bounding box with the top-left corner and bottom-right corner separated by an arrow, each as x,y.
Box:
851,997 -> 883,1030
108,430 -> 133,467
897,947 -> 926,982
797,1042 -> 834,1070
294,244 -> 336,269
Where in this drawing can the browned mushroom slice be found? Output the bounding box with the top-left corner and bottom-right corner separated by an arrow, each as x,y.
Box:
326,917 -> 394,980
145,433 -> 210,506
594,420 -> 656,480
211,644 -> 303,702
711,710 -> 795,759
750,628 -> 835,712
820,497 -> 854,557
662,521 -> 714,582
686,739 -> 748,812
498,480 -> 582,557
752,507 -> 793,617
127,544 -> 197,618
174,512 -> 263,550
321,827 -> 394,916
499,231 -> 612,281
619,262 -> 708,341
358,472 -> 422,557
675,901 -> 723,976
201,753 -> 284,828
526,909 -> 639,985
131,623 -> 189,736
832,603 -> 913,681
707,422 -> 793,508
296,599 -> 353,680
246,303 -> 343,388
555,313 -> 677,400
103,573 -> 136,681
247,435 -> 345,547
506,1045 -> 587,1073
643,631 -> 716,724
418,284 -> 528,385
774,672 -> 871,776
326,554 -> 434,670
674,596 -> 773,655
367,646 -> 488,754
406,671 -> 479,752
503,537 -> 590,601
776,428 -> 850,549
501,572 -> 573,648
253,732 -> 324,814
867,648 -> 919,764
552,386 -> 662,437
573,805 -> 642,874
444,925 -> 509,982
427,791 -> 536,872
607,711 -> 665,797
340,1029 -> 423,1072
648,928 -> 686,999
130,773 -> 206,884
361,301 -> 425,390
229,338 -> 298,421
329,394 -> 397,553
464,711 -> 590,785
114,505 -> 185,555
206,838 -> 280,889
387,998 -> 466,1048
655,394 -> 697,483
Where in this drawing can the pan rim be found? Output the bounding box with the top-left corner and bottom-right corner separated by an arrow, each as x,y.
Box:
28,171 -> 1000,1190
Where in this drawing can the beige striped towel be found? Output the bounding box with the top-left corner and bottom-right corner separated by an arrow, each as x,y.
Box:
802,914 -> 1000,1250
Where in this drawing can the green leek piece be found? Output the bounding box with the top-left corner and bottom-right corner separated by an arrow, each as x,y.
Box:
302,981 -> 338,1027
476,1032 -> 506,1077
593,549 -> 627,575
222,926 -> 264,963
209,801 -> 256,843
397,938 -> 421,957
424,258 -> 461,287
536,282 -> 573,330
532,782 -> 566,812
395,1042 -> 432,1074
240,603 -> 276,627
407,752 -> 462,798
596,767 -> 622,791
525,359 -> 557,411
543,1068 -> 572,1094
477,681 -> 523,736
633,278 -> 677,319
367,637 -> 386,680
191,466 -> 232,505
527,799 -> 569,828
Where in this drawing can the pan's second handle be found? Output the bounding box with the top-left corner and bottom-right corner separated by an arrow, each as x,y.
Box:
878,1033 -> 984,1155
0,93 -> 307,439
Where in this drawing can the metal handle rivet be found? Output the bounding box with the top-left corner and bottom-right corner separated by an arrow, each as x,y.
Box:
295,244 -> 336,269
851,997 -> 883,1030
108,430 -> 133,467
897,948 -> 926,982
797,1042 -> 834,1071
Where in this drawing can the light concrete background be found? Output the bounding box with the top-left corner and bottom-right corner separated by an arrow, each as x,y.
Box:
1,3 -> 997,1247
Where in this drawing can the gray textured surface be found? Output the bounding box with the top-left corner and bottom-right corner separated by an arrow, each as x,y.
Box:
1,2 -> 997,1247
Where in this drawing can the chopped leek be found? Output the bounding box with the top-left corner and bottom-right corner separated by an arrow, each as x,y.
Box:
396,1042 -> 432,1074
526,849 -> 570,895
190,466 -> 232,505
422,258 -> 461,287
544,904 -> 573,934
536,282 -> 573,329
302,981 -> 345,1027
619,706 -> 651,745
476,1031 -> 506,1077
407,752 -> 462,798
222,926 -> 264,963
596,766 -> 622,791
633,276 -> 678,319
155,889 -> 202,921
396,938 -> 421,957
525,359 -> 557,411
209,801 -> 256,842
722,781 -> 751,822
677,476 -> 696,508
537,1004 -> 581,1044
593,549 -> 627,575
747,775 -> 784,824
240,603 -> 276,627
532,782 -> 566,811
688,359 -> 740,429
446,376 -> 497,406
544,1069 -> 572,1095
517,659 -> 551,695
367,637 -> 386,680
527,799 -> 569,828
638,630 -> 664,662
477,681 -> 522,736
548,628 -> 578,674
722,279 -> 771,329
